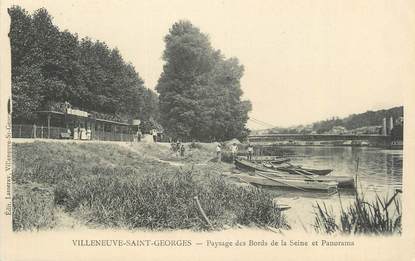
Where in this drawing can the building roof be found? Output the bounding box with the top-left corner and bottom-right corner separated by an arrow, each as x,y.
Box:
36,110 -> 131,126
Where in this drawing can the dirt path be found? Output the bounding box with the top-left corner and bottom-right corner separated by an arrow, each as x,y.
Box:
54,208 -> 88,230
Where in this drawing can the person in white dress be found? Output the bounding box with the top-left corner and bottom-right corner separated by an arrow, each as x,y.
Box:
80,127 -> 87,140
231,143 -> 238,162
216,144 -> 222,162
73,127 -> 79,140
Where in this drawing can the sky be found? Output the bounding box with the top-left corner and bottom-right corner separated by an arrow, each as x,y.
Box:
7,0 -> 412,129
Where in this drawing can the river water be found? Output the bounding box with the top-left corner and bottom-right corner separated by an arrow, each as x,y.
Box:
265,146 -> 403,231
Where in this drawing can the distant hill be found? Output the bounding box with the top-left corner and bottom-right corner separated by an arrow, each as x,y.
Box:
265,106 -> 403,135
312,106 -> 403,134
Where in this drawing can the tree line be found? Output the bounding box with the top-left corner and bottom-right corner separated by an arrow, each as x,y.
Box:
9,6 -> 159,128
9,7 -> 251,141
312,106 -> 403,134
267,106 -> 403,136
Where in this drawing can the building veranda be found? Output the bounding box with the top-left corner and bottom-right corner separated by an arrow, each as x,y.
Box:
12,102 -> 141,142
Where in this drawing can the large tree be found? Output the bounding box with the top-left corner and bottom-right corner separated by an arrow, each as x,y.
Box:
156,21 -> 251,141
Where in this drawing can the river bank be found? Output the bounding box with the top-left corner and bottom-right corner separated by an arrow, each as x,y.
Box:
12,139 -> 289,232
11,139 -> 402,235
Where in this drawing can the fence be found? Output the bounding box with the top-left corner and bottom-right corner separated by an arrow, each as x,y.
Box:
12,124 -> 67,139
12,124 -> 135,142
94,130 -> 135,142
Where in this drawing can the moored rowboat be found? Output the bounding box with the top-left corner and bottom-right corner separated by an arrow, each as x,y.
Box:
276,166 -> 333,176
235,158 -> 282,173
248,158 -> 290,164
256,171 -> 355,189
237,173 -> 338,192
236,158 -> 333,176
262,162 -> 333,176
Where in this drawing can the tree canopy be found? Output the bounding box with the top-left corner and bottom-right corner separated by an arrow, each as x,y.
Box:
156,21 -> 251,141
9,6 -> 159,123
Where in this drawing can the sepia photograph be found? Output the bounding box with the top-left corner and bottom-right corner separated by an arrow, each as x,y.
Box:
0,0 -> 414,260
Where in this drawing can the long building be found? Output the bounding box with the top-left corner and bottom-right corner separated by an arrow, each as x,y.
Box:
12,102 -> 141,142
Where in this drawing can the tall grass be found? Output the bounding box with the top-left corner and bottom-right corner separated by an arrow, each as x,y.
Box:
13,141 -> 288,231
313,191 -> 402,235
54,168 -> 288,230
13,188 -> 56,231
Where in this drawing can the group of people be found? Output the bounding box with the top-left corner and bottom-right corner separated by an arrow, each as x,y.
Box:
171,140 -> 186,157
70,127 -> 92,140
215,143 -> 254,162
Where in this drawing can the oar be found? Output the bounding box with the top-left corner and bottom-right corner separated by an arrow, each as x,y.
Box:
291,169 -> 318,180
255,171 -> 308,192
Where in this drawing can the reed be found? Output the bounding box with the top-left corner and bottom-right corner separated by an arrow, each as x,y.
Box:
313,191 -> 402,235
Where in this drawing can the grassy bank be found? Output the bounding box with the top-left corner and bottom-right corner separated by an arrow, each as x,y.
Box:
12,141 -> 288,231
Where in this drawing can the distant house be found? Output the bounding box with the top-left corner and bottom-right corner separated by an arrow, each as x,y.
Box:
329,126 -> 346,134
352,125 -> 382,135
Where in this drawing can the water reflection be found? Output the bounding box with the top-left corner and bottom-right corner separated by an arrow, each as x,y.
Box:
286,146 -> 402,193
268,146 -> 403,228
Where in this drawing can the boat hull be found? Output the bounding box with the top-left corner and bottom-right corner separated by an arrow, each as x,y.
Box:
257,171 -> 355,189
275,166 -> 332,176
237,173 -> 338,192
236,159 -> 333,177
235,158 -> 283,173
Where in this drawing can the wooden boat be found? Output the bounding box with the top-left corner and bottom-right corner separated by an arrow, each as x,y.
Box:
256,171 -> 354,189
239,156 -> 291,164
235,158 -> 283,173
267,158 -> 291,164
275,166 -> 333,176
267,162 -> 332,176
236,158 -> 332,177
236,173 -> 338,192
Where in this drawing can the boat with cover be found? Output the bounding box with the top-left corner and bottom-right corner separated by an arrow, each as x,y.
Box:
257,158 -> 290,164
236,172 -> 338,192
236,158 -> 332,176
263,162 -> 333,176
278,166 -> 332,176
239,156 -> 290,164
255,171 -> 355,189
235,158 -> 282,173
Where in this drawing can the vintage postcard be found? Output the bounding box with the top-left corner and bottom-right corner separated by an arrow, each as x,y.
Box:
0,0 -> 414,260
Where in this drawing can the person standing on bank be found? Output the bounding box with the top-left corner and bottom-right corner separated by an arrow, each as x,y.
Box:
152,129 -> 157,143
73,127 -> 79,140
86,127 -> 92,140
136,130 -> 142,142
176,140 -> 181,157
180,144 -> 185,157
231,143 -> 238,162
247,143 -> 254,161
216,143 -> 222,162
